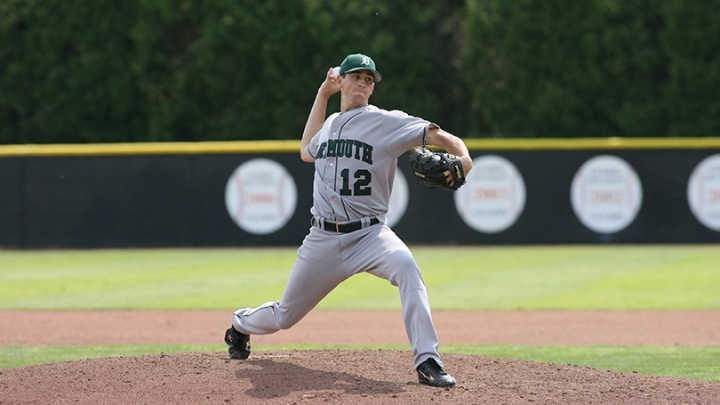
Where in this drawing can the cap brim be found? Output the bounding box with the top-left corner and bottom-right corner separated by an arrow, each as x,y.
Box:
343,67 -> 382,82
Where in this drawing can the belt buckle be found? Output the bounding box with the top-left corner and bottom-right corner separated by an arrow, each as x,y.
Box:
335,222 -> 341,233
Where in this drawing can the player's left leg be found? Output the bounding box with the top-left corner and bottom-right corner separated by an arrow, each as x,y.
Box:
229,227 -> 350,342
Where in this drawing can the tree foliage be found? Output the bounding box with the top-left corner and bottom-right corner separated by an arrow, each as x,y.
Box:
0,0 -> 718,143
464,0 -> 669,137
661,0 -> 720,137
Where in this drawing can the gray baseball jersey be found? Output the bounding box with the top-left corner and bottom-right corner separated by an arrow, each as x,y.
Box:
232,105 -> 445,369
307,105 -> 429,222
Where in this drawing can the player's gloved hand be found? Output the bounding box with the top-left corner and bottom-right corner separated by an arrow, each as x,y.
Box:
409,147 -> 466,191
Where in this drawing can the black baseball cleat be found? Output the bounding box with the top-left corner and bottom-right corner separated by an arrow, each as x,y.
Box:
417,358 -> 456,387
224,326 -> 251,360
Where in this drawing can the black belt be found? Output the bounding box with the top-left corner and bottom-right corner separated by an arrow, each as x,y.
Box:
312,217 -> 379,233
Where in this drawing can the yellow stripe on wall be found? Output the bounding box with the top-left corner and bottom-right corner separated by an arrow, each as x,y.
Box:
1,138 -> 720,157
463,137 -> 720,150
0,140 -> 301,156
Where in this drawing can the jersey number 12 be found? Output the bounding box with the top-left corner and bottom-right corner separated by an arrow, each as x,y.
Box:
340,168 -> 371,196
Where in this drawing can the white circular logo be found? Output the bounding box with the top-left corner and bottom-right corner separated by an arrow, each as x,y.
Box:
570,155 -> 643,234
387,169 -> 409,227
224,159 -> 298,235
687,154 -> 720,231
454,155 -> 526,233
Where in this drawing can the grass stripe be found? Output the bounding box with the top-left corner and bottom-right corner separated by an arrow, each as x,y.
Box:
2,246 -> 719,311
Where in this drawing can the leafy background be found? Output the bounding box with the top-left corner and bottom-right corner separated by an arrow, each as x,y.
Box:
1,0 -> 719,143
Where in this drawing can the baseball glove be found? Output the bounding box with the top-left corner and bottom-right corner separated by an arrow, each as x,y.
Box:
409,147 -> 466,191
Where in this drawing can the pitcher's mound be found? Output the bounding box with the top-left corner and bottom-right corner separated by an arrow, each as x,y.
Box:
2,350 -> 718,404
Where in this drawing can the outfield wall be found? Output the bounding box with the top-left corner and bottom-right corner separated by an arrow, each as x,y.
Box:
2,139 -> 720,248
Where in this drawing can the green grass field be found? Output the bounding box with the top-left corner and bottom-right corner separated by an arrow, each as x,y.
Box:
1,245 -> 719,381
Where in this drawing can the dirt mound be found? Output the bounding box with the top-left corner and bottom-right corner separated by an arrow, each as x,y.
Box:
2,350 -> 718,405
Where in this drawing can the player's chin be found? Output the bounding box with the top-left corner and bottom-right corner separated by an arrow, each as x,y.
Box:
349,96 -> 369,108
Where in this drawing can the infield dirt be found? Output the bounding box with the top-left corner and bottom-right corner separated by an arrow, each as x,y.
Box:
1,310 -> 719,404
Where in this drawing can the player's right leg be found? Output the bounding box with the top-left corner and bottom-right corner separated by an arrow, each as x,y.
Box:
360,226 -> 455,386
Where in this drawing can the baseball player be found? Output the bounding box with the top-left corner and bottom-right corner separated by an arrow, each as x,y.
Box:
225,53 -> 473,387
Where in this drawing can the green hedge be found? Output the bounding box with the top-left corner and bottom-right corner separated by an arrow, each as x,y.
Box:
0,0 -> 469,143
464,0 -> 720,138
0,0 -> 718,143
662,0 -> 720,137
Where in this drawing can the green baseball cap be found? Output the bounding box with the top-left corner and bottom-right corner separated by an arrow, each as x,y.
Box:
339,53 -> 382,82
